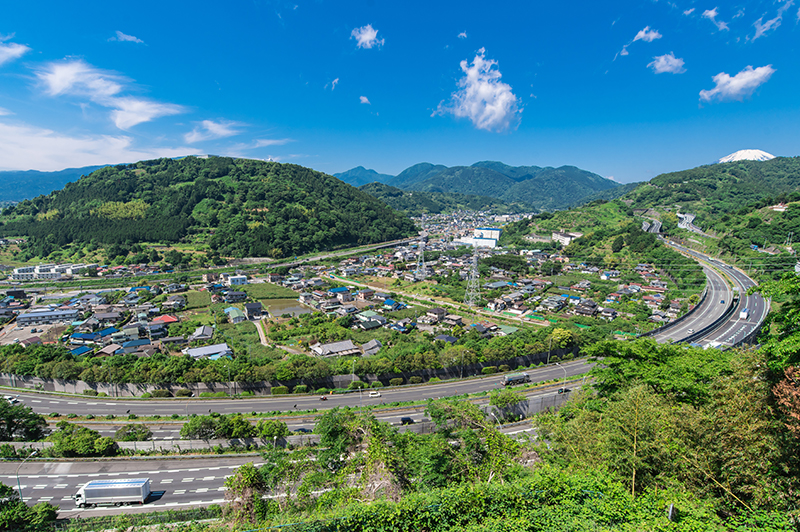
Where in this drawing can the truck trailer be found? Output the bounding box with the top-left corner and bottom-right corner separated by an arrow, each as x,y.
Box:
73,478 -> 151,508
502,373 -> 531,386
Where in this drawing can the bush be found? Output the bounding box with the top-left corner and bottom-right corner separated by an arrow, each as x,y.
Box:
175,388 -> 193,397
140,392 -> 152,398
98,392 -> 108,397
347,381 -> 367,390
171,413 -> 180,419
499,365 -> 511,373
85,414 -> 94,420
271,386 -> 290,395
115,424 -> 153,442
389,378 -> 404,386
409,376 -> 423,384
482,366 -> 498,375
151,389 -> 172,398
429,377 -> 441,383
67,413 -> 77,419
127,413 -> 138,420
82,389 -> 98,396
370,382 -> 384,388
50,412 -> 60,418
105,414 -> 115,420
293,384 -> 308,394
316,388 -> 330,395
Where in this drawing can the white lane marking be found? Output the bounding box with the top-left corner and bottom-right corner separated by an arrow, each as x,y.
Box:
174,490 -> 186,494
182,478 -> 194,482
31,400 -> 41,403
195,488 -> 208,493
202,476 -> 215,481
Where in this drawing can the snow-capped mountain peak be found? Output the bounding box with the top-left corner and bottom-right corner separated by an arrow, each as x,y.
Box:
715,149 -> 775,164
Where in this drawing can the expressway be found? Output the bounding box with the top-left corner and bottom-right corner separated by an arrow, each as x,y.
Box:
13,359 -> 590,419
658,240 -> 768,348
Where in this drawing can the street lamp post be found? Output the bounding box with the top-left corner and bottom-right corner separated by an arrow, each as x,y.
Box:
16,450 -> 38,500
555,362 -> 567,391
546,337 -> 553,365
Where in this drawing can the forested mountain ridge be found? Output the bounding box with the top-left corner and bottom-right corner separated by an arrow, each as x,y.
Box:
626,156 -> 800,215
358,182 -> 532,215
333,166 -> 394,187
0,165 -> 106,203
338,160 -> 620,212
0,156 -> 417,259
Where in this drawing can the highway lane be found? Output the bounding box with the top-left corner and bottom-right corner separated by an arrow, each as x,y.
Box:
652,262 -> 732,344
13,359 -> 591,418
698,259 -> 768,347
5,411 -> 544,518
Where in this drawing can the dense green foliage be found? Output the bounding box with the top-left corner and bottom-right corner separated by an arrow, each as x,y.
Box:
0,483 -> 58,532
628,157 -> 800,216
0,400 -> 47,441
0,156 -> 417,258
359,182 -> 528,215
46,421 -> 117,457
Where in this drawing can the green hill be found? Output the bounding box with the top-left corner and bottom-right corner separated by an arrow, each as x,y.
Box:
0,157 -> 417,259
358,182 -> 531,215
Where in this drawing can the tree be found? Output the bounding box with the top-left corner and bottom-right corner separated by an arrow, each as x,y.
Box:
0,482 -> 58,532
180,415 -> 218,440
224,462 -> 271,524
774,366 -> 800,437
256,419 -> 289,440
114,424 -> 153,441
47,421 -> 117,457
611,235 -> 625,253
489,388 -> 524,409
0,401 -> 47,441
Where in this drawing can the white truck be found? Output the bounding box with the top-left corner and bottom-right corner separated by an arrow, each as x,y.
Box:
739,308 -> 749,320
73,478 -> 151,508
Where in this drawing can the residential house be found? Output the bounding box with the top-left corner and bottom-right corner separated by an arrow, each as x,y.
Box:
244,302 -> 263,320
362,339 -> 382,356
310,340 -> 362,357
227,275 -> 248,287
189,325 -> 214,342
426,308 -> 447,323
223,291 -> 247,303
225,307 -> 246,324
443,314 -> 463,326
162,295 -> 186,311
183,343 -> 233,359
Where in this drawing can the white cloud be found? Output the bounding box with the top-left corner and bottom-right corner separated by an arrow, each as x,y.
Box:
752,1 -> 793,40
184,119 -> 242,144
254,138 -> 292,148
699,64 -> 775,102
359,95 -> 371,104
617,26 -> 662,59
0,41 -> 31,66
36,59 -> 184,130
633,26 -> 662,42
0,107 -> 11,116
331,78 -> 339,90
684,8 -> 695,15
458,31 -> 468,39
648,52 -> 686,74
703,8 -> 730,31
351,24 -> 384,49
109,31 -> 144,44
0,120 -> 194,171
433,48 -> 520,133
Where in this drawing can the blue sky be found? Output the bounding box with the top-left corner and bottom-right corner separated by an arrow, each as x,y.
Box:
1,0 -> 798,183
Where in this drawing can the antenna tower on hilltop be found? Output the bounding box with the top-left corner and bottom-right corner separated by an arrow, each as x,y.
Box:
463,247 -> 480,307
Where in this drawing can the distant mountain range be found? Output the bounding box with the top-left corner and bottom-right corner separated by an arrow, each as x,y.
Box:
0,165 -> 106,203
714,149 -> 776,164
336,161 -> 621,211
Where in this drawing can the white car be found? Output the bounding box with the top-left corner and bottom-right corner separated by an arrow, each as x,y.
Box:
368,390 -> 382,398
4,395 -> 19,404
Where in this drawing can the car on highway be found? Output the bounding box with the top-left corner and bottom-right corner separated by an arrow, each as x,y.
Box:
557,388 -> 571,394
399,417 -> 415,425
294,428 -> 312,434
720,300 -> 725,304
3,395 -> 19,404
368,390 -> 382,398
687,329 -> 694,333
